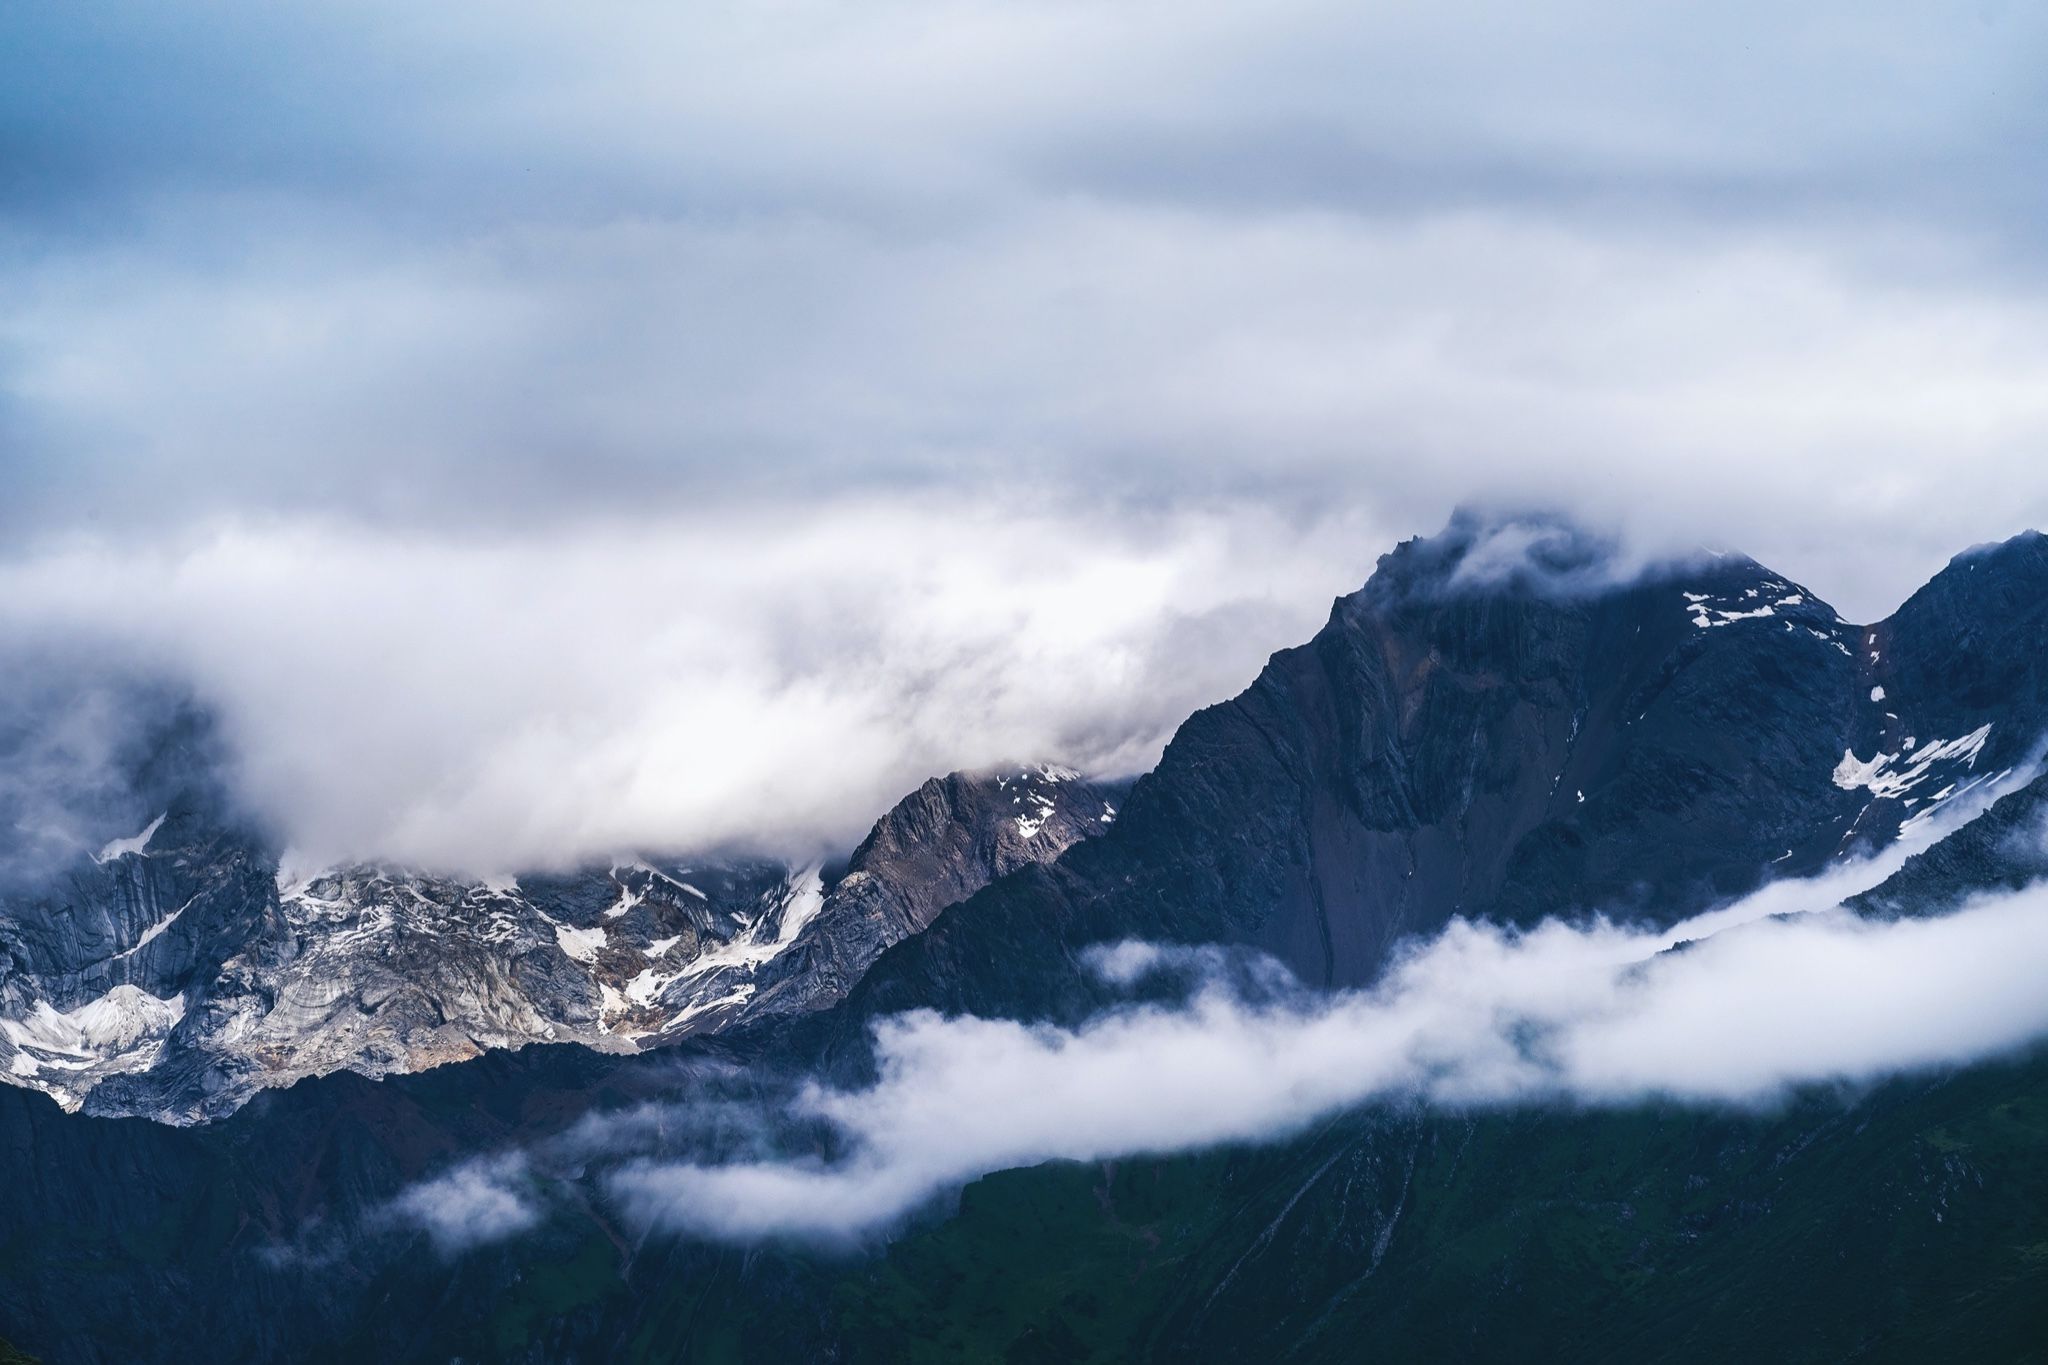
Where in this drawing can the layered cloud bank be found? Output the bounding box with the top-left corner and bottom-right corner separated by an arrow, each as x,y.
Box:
0,502 -> 1368,872
388,774 -> 2048,1249
610,899 -> 2048,1243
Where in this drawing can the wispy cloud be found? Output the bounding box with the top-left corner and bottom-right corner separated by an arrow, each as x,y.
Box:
390,1153 -> 542,1255
0,652 -> 206,888
612,883 -> 2048,1243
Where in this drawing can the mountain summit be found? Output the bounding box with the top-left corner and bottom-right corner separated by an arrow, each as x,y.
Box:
828,515 -> 2046,1040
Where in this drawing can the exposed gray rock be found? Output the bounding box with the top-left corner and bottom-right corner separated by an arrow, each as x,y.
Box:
0,749 -> 1115,1122
726,765 -> 1121,1028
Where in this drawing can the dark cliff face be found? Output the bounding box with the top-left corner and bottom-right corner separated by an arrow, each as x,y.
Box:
1880,531 -> 2048,736
1847,767 -> 2048,921
840,513 -> 2021,1027
1126,527 -> 1866,986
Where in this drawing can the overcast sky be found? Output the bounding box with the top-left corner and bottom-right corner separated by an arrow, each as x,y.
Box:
5,1 -> 2047,869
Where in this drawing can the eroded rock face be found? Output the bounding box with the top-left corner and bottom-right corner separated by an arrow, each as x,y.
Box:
739,765 -> 1121,1025
0,758 -> 1115,1123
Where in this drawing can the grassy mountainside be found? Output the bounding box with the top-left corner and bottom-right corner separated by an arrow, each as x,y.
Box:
353,1051 -> 2048,1363
827,1060 -> 2048,1364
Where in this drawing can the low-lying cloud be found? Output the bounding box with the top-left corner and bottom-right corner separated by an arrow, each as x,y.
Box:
380,769 -> 2048,1248
391,1153 -> 542,1256
611,893 -> 2048,1243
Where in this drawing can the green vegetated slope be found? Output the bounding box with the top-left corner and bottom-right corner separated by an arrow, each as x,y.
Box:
567,1053 -> 2048,1364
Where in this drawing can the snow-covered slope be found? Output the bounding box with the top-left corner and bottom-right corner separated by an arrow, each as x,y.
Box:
0,757 -> 1117,1123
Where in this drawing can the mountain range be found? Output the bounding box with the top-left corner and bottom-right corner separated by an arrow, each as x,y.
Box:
0,742 -> 1117,1122
2,511 -> 2047,1362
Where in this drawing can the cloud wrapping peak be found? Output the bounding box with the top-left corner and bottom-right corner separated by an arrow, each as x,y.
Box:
0,502 -> 1372,872
608,881 -> 2048,1243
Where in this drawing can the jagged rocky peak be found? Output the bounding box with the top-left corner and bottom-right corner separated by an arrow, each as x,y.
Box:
847,764 -> 1118,917
682,763 -> 1124,1032
0,682 -> 1121,1121
456,762 -> 1124,1049
0,837 -> 799,1120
